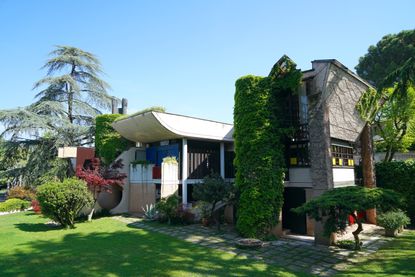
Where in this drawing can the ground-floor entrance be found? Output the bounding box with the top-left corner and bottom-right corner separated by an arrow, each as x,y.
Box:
282,187 -> 307,235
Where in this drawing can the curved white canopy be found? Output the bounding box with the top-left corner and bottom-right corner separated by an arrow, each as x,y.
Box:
112,111 -> 234,143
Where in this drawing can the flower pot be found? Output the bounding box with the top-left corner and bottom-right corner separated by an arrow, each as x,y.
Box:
398,226 -> 404,233
385,228 -> 398,237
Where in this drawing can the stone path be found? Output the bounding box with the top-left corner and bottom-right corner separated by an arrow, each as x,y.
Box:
114,216 -> 392,276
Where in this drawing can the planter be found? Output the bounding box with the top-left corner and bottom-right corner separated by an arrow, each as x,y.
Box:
398,226 -> 404,233
385,228 -> 398,237
235,238 -> 263,250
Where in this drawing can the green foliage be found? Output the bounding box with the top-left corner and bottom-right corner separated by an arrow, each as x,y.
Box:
142,204 -> 158,220
377,210 -> 410,230
294,186 -> 402,236
0,198 -> 30,212
234,56 -> 302,238
357,88 -> 384,124
114,106 -> 166,122
0,46 -> 114,186
162,156 -> 178,164
95,114 -> 134,165
376,160 -> 415,225
131,160 -> 151,167
336,240 -> 356,250
356,31 -> 415,160
36,178 -> 93,228
193,174 -> 234,220
356,29 -> 415,87
7,186 -> 36,201
156,194 -> 180,225
375,69 -> 415,161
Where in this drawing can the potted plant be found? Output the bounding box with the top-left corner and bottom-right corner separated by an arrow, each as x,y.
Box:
377,210 -> 410,237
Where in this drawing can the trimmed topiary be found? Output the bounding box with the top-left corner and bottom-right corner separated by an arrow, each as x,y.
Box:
37,178 -> 93,228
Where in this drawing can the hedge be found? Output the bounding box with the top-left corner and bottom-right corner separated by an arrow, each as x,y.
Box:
376,160 -> 415,225
0,198 -> 31,212
234,56 -> 302,238
95,114 -> 134,165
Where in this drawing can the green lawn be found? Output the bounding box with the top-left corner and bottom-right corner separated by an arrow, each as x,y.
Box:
0,212 -> 307,277
337,230 -> 415,277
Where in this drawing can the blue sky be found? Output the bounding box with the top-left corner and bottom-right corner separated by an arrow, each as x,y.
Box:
0,1 -> 414,123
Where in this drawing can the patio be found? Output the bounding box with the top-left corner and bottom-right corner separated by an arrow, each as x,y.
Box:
114,216 -> 393,276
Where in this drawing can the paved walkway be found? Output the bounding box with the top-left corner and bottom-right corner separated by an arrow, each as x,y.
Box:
114,216 -> 392,276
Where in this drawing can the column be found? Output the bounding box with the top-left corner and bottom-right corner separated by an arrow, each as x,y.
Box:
220,142 -> 225,179
182,138 -> 188,205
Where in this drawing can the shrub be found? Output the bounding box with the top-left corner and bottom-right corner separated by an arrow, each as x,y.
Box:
31,199 -> 41,214
0,198 -> 30,212
7,186 -> 36,201
336,240 -> 356,250
156,194 -> 180,224
37,178 -> 93,228
192,174 -> 234,221
376,160 -> 415,225
173,204 -> 195,225
377,210 -> 410,230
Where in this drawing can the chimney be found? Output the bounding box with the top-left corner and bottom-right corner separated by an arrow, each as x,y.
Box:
111,98 -> 118,114
119,98 -> 128,115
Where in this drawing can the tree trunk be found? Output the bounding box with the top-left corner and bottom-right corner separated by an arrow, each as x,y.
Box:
351,213 -> 363,250
67,64 -> 76,125
361,123 -> 377,224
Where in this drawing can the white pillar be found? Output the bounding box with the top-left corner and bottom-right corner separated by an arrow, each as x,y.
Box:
182,138 -> 188,205
220,142 -> 225,178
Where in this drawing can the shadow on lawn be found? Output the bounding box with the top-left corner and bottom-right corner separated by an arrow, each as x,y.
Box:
14,223 -> 60,232
337,232 -> 415,277
1,223 -> 306,277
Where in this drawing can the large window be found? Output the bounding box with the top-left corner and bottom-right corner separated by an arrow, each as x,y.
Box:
331,144 -> 354,167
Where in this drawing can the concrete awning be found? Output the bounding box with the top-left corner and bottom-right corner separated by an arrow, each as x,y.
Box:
112,111 -> 234,143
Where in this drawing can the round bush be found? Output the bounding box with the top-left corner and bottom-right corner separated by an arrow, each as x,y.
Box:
37,178 -> 93,228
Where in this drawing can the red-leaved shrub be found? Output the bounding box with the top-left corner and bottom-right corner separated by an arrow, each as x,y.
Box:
31,199 -> 41,214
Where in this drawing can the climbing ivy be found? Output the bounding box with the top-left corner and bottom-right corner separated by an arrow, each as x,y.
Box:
234,56 -> 302,238
95,114 -> 134,165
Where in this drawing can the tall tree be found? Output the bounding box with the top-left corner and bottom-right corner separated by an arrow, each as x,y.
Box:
355,29 -> 415,87
0,46 -> 113,186
357,88 -> 384,224
356,30 -> 415,160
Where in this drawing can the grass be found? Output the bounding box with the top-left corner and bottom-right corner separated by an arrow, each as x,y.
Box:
0,212 -> 307,277
337,230 -> 415,277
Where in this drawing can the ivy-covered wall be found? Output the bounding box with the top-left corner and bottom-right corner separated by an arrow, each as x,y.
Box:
95,114 -> 135,165
234,56 -> 302,238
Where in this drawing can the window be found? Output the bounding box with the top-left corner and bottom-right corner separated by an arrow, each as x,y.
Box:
288,142 -> 310,167
331,145 -> 354,167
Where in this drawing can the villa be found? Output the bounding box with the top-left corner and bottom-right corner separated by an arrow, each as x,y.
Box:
59,58 -> 373,243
